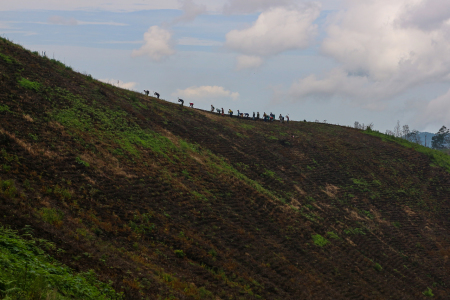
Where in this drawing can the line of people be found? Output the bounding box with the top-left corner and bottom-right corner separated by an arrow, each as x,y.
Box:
210,105 -> 289,123
144,92 -> 289,123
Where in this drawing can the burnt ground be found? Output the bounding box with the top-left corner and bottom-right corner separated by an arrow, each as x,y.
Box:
1,37 -> 450,299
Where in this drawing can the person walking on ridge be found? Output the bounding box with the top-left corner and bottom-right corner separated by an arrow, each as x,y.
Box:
178,98 -> 184,106
228,109 -> 233,117
144,90 -> 149,96
257,112 -> 260,120
189,103 -> 194,108
286,115 -> 289,123
154,92 -> 160,99
211,105 -> 215,112
221,108 -> 224,115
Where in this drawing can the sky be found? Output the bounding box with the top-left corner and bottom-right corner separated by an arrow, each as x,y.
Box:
2,0 -> 450,133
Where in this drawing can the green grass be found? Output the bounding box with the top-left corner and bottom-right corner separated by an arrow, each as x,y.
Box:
373,263 -> 383,272
51,87 -> 178,158
39,208 -> 64,225
312,234 -> 329,247
0,226 -> 122,299
0,53 -> 13,64
364,129 -> 450,173
0,104 -> 11,113
18,78 -> 42,92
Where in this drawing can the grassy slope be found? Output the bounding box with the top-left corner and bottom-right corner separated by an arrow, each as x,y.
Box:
1,37 -> 450,299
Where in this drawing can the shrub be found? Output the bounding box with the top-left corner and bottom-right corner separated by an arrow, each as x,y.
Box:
0,179 -> 17,198
0,227 -> 122,299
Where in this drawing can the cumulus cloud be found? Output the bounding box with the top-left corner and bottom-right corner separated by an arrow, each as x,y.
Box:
411,87 -> 450,128
225,5 -> 320,57
287,0 -> 450,110
173,0 -> 207,23
397,0 -> 450,30
223,0 -> 294,14
100,79 -> 137,90
48,16 -> 78,26
132,26 -> 175,61
235,55 -> 263,70
173,86 -> 240,101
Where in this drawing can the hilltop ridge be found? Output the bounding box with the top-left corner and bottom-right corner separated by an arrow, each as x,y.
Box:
2,37 -> 450,299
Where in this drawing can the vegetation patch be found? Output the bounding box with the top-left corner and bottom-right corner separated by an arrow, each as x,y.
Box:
364,129 -> 450,173
0,104 -> 11,113
0,227 -> 122,299
18,78 -> 42,92
312,234 -> 330,247
0,53 -> 13,64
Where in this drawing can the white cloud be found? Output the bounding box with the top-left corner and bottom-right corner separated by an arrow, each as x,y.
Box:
235,55 -> 263,70
178,37 -> 222,46
287,0 -> 450,111
173,86 -> 239,101
397,0 -> 450,30
173,0 -> 207,23
132,26 -> 175,61
100,79 -> 137,90
225,5 -> 320,57
416,88 -> 450,128
48,16 -> 78,26
223,0 -> 294,14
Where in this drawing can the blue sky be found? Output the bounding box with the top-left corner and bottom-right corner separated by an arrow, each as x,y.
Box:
2,0 -> 450,134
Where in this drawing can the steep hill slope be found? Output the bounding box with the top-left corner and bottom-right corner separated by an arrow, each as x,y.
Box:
2,37 -> 450,299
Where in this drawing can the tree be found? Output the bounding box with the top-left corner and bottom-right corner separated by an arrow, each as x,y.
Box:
409,130 -> 422,145
431,126 -> 450,149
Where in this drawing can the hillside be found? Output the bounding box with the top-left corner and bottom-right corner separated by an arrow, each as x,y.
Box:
2,37 -> 450,300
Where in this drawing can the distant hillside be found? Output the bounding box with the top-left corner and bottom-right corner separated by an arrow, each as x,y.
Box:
2,37 -> 450,299
418,132 -> 436,148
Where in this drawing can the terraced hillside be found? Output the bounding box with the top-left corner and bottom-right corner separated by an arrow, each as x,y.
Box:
2,37 -> 450,299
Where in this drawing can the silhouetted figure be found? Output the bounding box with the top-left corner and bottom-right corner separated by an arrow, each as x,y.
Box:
154,92 -> 160,99
221,108 -> 224,115
244,113 -> 249,118
228,109 -> 233,117
237,110 -> 240,118
144,90 -> 149,96
253,112 -> 255,120
189,103 -> 194,108
257,112 -> 260,120
211,105 -> 215,112
286,115 -> 289,123
178,98 -> 184,106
